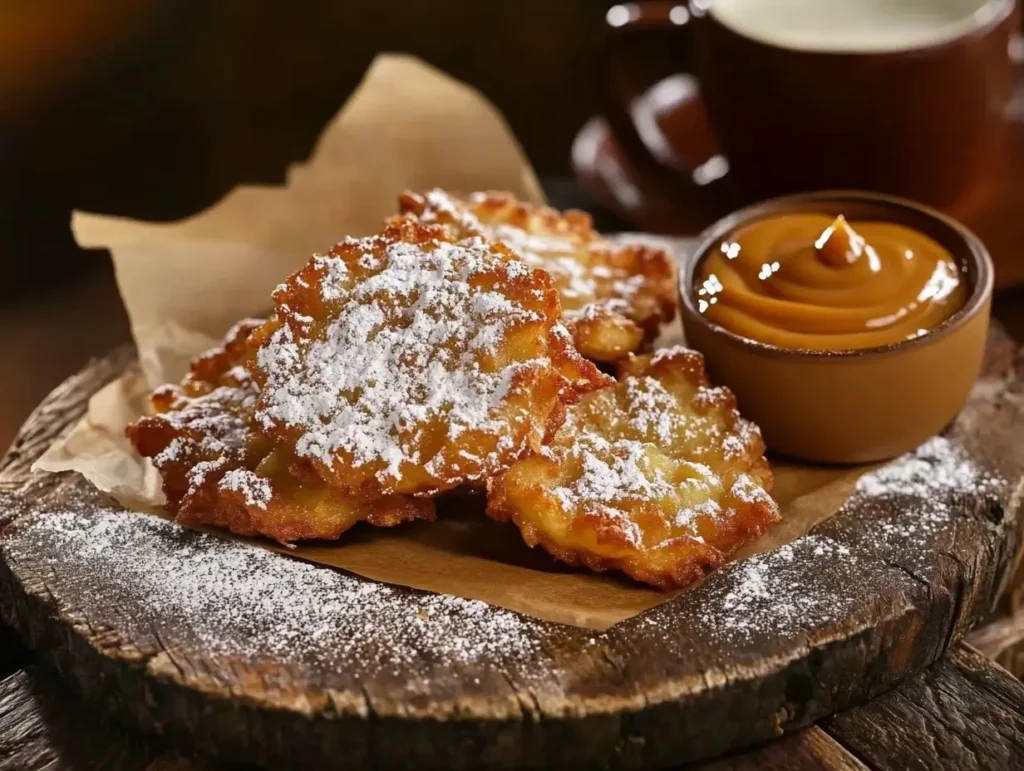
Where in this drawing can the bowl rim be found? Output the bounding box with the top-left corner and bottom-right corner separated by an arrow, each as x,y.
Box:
679,189 -> 994,360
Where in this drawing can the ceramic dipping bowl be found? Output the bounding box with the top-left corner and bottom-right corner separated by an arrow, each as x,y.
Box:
679,191 -> 994,464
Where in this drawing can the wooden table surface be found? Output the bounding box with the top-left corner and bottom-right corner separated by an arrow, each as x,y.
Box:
3,186 -> 1024,769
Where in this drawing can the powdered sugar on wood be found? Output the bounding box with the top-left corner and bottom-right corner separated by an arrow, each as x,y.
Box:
691,435 -> 1004,642
8,507 -> 543,670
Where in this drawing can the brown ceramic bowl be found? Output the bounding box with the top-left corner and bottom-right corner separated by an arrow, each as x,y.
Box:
679,191 -> 993,464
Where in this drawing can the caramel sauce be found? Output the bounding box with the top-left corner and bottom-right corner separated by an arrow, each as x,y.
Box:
695,214 -> 967,350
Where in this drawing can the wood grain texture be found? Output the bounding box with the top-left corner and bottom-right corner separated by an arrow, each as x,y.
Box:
0,665 -> 214,771
824,645 -> 1024,771
4,644 -> 1023,771
0,662 -> 860,771
0,331 -> 1022,770
969,609 -> 1024,678
695,726 -> 868,771
0,344 -> 135,522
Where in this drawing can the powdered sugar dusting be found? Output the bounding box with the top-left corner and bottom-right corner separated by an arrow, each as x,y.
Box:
693,535 -> 861,642
256,234 -> 550,485
486,223 -> 599,303
158,383 -> 256,462
621,377 -> 682,446
557,439 -> 677,507
672,499 -> 721,531
413,189 -> 659,318
686,435 -> 1004,643
536,351 -> 775,552
8,508 -> 542,669
563,300 -> 631,323
855,435 -> 992,501
552,437 -> 700,547
423,188 -> 483,231
846,435 -> 1001,547
593,361 -> 762,466
219,468 -> 272,510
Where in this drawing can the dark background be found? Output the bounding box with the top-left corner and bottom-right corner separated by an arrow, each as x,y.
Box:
3,1 -> 609,262
0,0 -> 616,450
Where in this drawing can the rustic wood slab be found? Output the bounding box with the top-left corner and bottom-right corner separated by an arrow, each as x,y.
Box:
971,612 -> 1024,678
3,643 -> 1023,771
0,664 -> 212,771
0,333 -> 1022,770
824,645 -> 1024,770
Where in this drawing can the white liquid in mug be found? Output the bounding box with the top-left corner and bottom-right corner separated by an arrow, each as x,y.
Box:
710,0 -> 1005,52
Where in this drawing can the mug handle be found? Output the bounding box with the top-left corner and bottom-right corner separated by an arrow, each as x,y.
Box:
599,1 -> 728,195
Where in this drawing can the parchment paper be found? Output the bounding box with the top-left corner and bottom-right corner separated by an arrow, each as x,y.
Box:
72,53 -> 545,385
35,53 -> 873,630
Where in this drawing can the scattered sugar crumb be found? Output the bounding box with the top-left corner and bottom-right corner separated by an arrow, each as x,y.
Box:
692,535 -> 863,642
219,468 -> 272,510
850,435 -> 1001,545
854,436 -> 993,500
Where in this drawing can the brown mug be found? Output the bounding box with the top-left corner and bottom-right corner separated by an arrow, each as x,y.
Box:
600,0 -> 1017,209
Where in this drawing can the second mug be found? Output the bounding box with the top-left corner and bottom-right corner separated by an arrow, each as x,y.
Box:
601,0 -> 1017,208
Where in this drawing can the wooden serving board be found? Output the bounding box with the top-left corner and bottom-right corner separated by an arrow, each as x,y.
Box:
1,333 -> 1023,771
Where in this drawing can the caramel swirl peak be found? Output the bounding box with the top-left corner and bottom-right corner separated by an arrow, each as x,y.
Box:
814,215 -> 865,268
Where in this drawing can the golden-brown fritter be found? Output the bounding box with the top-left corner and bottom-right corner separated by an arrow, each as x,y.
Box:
486,346 -> 779,589
398,189 -> 678,363
127,318 -> 267,508
249,215 -> 611,498
126,319 -> 435,543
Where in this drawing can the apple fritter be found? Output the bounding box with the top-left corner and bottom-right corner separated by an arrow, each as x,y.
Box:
126,319 -> 435,543
249,215 -> 611,498
486,346 -> 779,589
398,189 -> 677,362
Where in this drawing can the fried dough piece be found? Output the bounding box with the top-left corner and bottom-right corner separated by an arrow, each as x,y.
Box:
487,346 -> 779,588
398,189 -> 677,362
126,319 -> 435,543
249,216 -> 611,498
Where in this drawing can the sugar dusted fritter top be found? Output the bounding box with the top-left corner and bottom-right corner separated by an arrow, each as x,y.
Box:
126,319 -> 435,543
399,189 -> 678,363
487,346 -> 779,589
249,215 -> 610,497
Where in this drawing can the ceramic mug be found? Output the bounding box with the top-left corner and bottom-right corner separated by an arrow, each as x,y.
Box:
600,0 -> 1017,209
